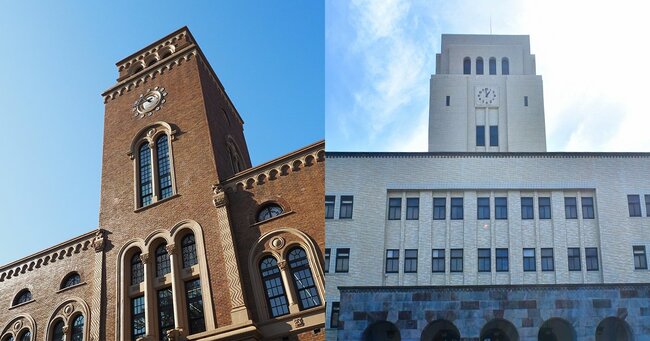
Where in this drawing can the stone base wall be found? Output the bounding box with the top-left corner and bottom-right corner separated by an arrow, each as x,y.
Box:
338,284 -> 650,340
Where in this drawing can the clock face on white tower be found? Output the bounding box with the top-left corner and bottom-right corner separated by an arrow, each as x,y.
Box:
475,87 -> 498,107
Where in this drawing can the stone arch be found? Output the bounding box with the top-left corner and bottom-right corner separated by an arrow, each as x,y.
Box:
363,321 -> 401,341
44,298 -> 91,341
421,319 -> 460,341
480,318 -> 519,341
0,314 -> 36,341
538,318 -> 576,341
595,317 -> 633,341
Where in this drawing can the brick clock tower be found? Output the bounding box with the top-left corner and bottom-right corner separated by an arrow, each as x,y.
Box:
98,27 -> 325,341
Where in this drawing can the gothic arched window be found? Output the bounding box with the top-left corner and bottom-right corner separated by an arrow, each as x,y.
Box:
288,247 -> 322,310
52,320 -> 65,341
156,135 -> 173,200
155,243 -> 171,277
463,57 -> 471,74
489,57 -> 497,75
61,272 -> 81,289
71,315 -> 84,341
476,57 -> 484,75
131,252 -> 144,285
181,234 -> 198,268
139,142 -> 153,207
260,256 -> 290,318
502,57 -> 510,75
13,289 -> 32,306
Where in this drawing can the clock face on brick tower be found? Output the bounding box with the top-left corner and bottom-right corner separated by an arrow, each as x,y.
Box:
475,87 -> 498,107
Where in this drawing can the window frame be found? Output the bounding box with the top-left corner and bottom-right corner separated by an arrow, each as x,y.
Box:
335,248 -> 350,273
388,198 -> 401,220
260,256 -> 290,318
181,234 -> 198,269
463,57 -> 471,74
450,198 -> 464,220
586,247 -> 599,271
287,247 -> 322,310
330,302 -> 341,329
495,197 -> 507,220
325,195 -> 335,219
432,249 -> 445,273
539,197 -> 552,219
489,125 -> 498,146
339,195 -> 354,219
61,272 -> 81,289
489,57 -> 496,75
406,198 -> 419,220
564,197 -> 577,219
433,198 -> 446,220
582,197 -> 595,219
495,248 -> 509,272
476,57 -> 484,75
541,248 -> 554,271
634,245 -> 647,270
476,125 -> 485,146
324,248 -> 330,273
523,248 -> 536,272
404,249 -> 418,273
185,278 -> 207,334
628,195 -> 642,217
385,249 -> 399,273
502,57 -> 510,75
450,249 -> 463,272
478,248 -> 491,272
477,197 -> 490,220
521,197 -> 534,219
568,247 -> 581,271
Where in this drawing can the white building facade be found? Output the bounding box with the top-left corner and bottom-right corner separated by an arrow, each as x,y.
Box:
325,35 -> 650,341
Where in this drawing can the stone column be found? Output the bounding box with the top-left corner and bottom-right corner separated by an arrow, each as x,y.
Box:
278,260 -> 299,314
140,252 -> 154,338
166,243 -> 183,328
90,230 -> 105,341
212,184 -> 251,324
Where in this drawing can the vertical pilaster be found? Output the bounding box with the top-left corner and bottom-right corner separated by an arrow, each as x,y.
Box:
140,252 -> 154,338
166,243 -> 182,328
90,230 -> 105,341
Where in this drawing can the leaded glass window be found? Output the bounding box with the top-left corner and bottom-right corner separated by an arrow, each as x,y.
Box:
157,135 -> 173,200
139,143 -> 153,207
52,320 -> 64,341
288,247 -> 322,310
260,256 -> 289,317
158,288 -> 175,341
62,272 -> 81,289
131,253 -> 144,285
13,290 -> 31,306
18,331 -> 30,341
185,279 -> 206,334
71,315 -> 84,341
181,234 -> 198,269
132,296 -> 146,340
156,243 -> 171,277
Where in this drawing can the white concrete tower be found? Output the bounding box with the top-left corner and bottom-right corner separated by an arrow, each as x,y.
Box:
428,34 -> 546,152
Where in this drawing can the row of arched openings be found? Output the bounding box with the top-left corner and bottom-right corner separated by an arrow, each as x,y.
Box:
260,246 -> 322,318
9,272 -> 81,308
363,316 -> 633,341
1,311 -> 86,341
463,57 -> 509,75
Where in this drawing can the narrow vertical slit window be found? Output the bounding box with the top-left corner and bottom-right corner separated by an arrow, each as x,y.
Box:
463,57 -> 471,74
185,279 -> 206,334
139,143 -> 153,207
288,247 -> 322,310
156,135 -> 173,200
324,248 -> 330,273
330,302 -> 340,328
476,126 -> 485,146
502,57 -> 509,75
489,126 -> 499,146
476,57 -> 484,75
260,257 -> 290,317
524,96 -> 529,106
445,95 -> 450,106
489,57 -> 496,74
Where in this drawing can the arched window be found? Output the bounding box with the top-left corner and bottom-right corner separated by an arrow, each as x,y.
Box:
463,57 -> 471,74
156,135 -> 173,200
476,57 -> 484,75
131,252 -> 144,285
61,272 -> 81,289
3,335 -> 14,341
489,57 -> 497,75
227,139 -> 246,174
288,247 -> 321,310
13,289 -> 32,306
181,234 -> 198,268
155,243 -> 171,277
139,142 -> 153,207
260,256 -> 289,317
502,57 -> 509,75
18,331 -> 30,341
257,204 -> 284,222
52,320 -> 65,341
71,315 -> 84,341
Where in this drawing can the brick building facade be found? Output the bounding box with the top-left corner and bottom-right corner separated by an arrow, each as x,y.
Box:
1,27 -> 325,341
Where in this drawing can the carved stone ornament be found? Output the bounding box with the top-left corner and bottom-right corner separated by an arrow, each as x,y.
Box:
293,317 -> 305,328
63,302 -> 75,317
139,253 -> 150,263
270,237 -> 285,250
13,320 -> 22,331
213,190 -> 228,208
165,243 -> 176,254
133,87 -> 168,118
277,260 -> 288,270
92,230 -> 105,252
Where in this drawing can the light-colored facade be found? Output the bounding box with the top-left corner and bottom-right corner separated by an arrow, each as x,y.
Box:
327,35 -> 650,340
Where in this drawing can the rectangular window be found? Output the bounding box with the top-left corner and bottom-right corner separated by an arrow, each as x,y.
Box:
628,195 -> 641,217
568,248 -> 581,271
564,197 -> 577,219
388,198 -> 401,220
477,197 -> 490,220
451,198 -> 464,220
450,249 -> 463,272
325,196 -> 335,219
634,246 -> 647,269
524,96 -> 529,106
541,248 -> 554,271
131,295 -> 146,340
158,287 -> 175,339
647,195 -> 650,217
324,249 -> 330,273
539,197 -> 551,219
523,248 -> 536,271
339,196 -> 353,219
586,247 -> 599,271
335,248 -> 350,273
489,125 -> 498,146
478,248 -> 491,272
330,302 -> 340,329
521,197 -> 534,219
433,198 -> 446,220
385,249 -> 399,273
496,248 -> 509,272
185,279 -> 206,334
476,126 -> 485,146
406,198 -> 419,220
404,249 -> 418,273
582,197 -> 595,219
446,95 -> 450,106
495,197 -> 507,219
432,249 -> 445,273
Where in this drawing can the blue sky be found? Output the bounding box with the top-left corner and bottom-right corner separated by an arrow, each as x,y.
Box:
326,0 -> 650,152
0,1 -> 323,265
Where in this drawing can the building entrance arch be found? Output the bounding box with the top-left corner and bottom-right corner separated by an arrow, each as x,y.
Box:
538,318 -> 576,341
480,318 -> 519,341
363,321 -> 401,341
595,317 -> 633,341
421,319 -> 460,341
